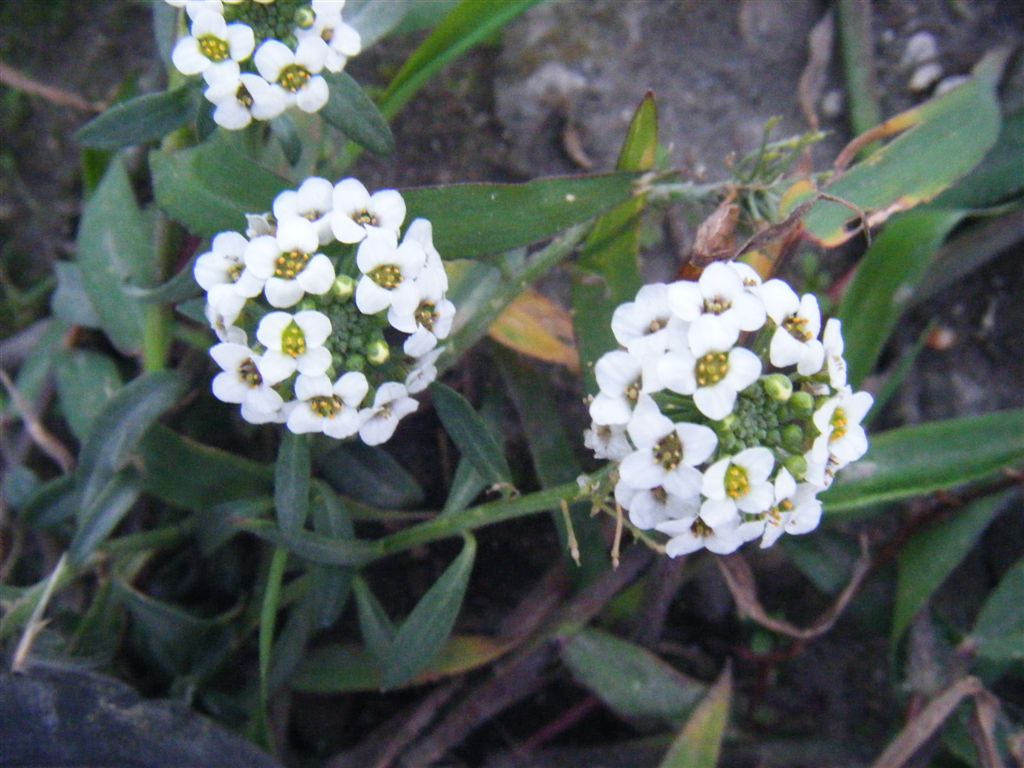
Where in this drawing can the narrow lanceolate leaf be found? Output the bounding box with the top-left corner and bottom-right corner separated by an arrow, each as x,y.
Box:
53,349 -> 123,442
75,85 -> 199,150
822,408 -> 1024,513
275,432 -> 310,537
488,289 -> 579,372
658,665 -> 732,768
967,556 -> 1024,661
317,441 -> 425,509
52,262 -> 101,328
788,50 -> 1003,247
320,71 -> 395,157
77,371 -> 185,509
150,135 -> 291,237
430,383 -> 511,486
892,491 -> 1010,646
123,253 -> 203,305
380,533 -> 477,690
309,482 -> 356,628
75,158 -> 155,354
403,172 -> 640,261
236,518 -> 380,567
572,93 -> 656,390
561,629 -> 705,722
352,575 -> 397,663
839,209 -> 964,386
69,471 -> 142,565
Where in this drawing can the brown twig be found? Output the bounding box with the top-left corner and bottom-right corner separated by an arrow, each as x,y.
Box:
0,60 -> 104,113
715,533 -> 872,641
0,369 -> 75,473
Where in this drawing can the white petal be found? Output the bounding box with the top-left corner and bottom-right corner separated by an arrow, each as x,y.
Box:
770,327 -> 806,368
355,278 -> 392,315
210,341 -> 250,371
256,311 -> 292,349
694,383 -> 735,420
737,482 -> 774,514
212,99 -> 252,129
254,39 -> 293,81
796,340 -> 825,376
334,371 -> 369,406
332,214 -> 367,244
296,76 -> 329,112
662,464 -> 702,498
370,189 -> 406,232
297,346 -> 332,376
296,254 -> 336,294
260,350 -> 297,381
265,277 -> 304,308
295,373 -> 332,400
277,217 -> 319,254
295,310 -> 332,346
658,351 -> 697,395
625,394 -> 672,448
735,447 -> 775,482
677,423 -> 717,466
333,177 -> 370,212
688,314 -> 737,356
618,451 -> 664,490
666,280 -> 703,321
759,279 -> 799,322
699,498 -> 737,527
732,291 -> 767,331
172,37 -> 209,75
244,236 -> 280,279
226,23 -> 255,61
589,393 -> 632,426
701,458 -> 730,499
295,36 -> 329,72
724,347 -> 762,390
287,404 -> 324,434
212,371 -> 248,403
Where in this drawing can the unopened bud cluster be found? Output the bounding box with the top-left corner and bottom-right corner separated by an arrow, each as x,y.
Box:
584,262 -> 872,556
195,175 -> 454,445
166,0 -> 360,129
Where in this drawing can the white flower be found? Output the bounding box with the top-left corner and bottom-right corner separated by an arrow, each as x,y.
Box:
245,217 -> 336,308
618,395 -> 718,498
615,482 -> 700,530
204,300 -> 246,344
194,230 -> 264,299
256,310 -> 333,381
667,262 -> 766,352
728,261 -> 763,289
286,371 -> 368,438
359,382 -> 418,445
210,342 -> 285,418
241,399 -> 287,425
354,232 -> 425,319
760,473 -> 823,549
165,0 -> 224,22
811,387 -> 873,466
273,177 -> 335,245
245,213 -> 276,238
658,339 -> 761,421
821,318 -> 847,388
330,178 -> 407,244
699,447 -> 775,526
397,220 -> 453,345
254,37 -> 331,114
761,281 -> 825,375
405,348 -> 442,393
589,350 -> 652,426
203,65 -> 261,130
657,515 -> 751,556
610,283 -> 687,358
172,10 -> 254,76
583,422 -> 632,461
299,0 -> 362,73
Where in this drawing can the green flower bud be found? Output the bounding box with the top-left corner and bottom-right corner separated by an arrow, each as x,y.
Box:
298,297 -> 318,312
790,391 -> 814,418
767,429 -> 781,446
763,373 -> 793,402
783,453 -> 808,480
332,274 -> 356,299
294,5 -> 316,28
719,413 -> 738,432
346,354 -> 366,372
366,339 -> 390,366
781,424 -> 804,453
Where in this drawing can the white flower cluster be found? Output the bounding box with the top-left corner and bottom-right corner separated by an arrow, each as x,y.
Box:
195,176 -> 454,445
166,0 -> 360,129
584,262 -> 873,556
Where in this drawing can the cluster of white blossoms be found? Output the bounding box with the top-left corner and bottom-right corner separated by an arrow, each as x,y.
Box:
584,262 -> 873,556
194,175 -> 454,445
167,0 -> 360,129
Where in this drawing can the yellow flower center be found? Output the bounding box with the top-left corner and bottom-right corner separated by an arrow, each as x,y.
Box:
654,431 -> 683,471
369,264 -> 402,289
829,407 -> 848,442
696,352 -> 729,387
691,518 -> 713,537
724,464 -> 750,499
415,302 -> 437,331
783,314 -> 812,342
309,395 -> 343,418
238,358 -> 262,388
235,82 -> 254,108
355,209 -> 378,226
624,377 -> 641,405
281,321 -> 307,358
704,296 -> 731,315
278,64 -> 312,93
274,250 -> 311,279
198,35 -> 230,62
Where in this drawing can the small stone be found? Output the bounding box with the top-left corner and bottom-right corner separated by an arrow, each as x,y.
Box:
909,62 -> 943,93
934,75 -> 970,96
821,89 -> 844,119
900,31 -> 939,69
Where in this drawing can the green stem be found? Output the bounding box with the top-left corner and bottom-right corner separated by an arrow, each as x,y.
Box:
837,0 -> 882,155
254,546 -> 289,750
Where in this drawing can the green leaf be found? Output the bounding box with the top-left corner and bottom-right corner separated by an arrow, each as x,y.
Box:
75,158 -> 155,354
933,106 -> 1024,210
195,497 -> 274,555
968,556 -> 1024,660
236,518 -> 379,567
123,253 -> 203,305
431,382 -> 511,486
138,425 -> 273,511
892,491 -> 1009,645
275,432 -> 310,537
53,349 -> 123,441
381,532 -> 477,689
839,209 -> 964,386
658,665 -> 732,768
353,575 -> 397,662
378,0 -> 544,122
794,52 -> 1003,247
573,93 -> 656,390
150,134 -> 290,237
69,470 -> 142,565
320,71 -> 395,156
292,634 -> 509,693
822,408 -> 1024,513
75,85 -> 199,150
404,172 -> 639,261
77,371 -> 185,508
256,546 -> 289,746
270,114 -> 302,165
345,0 -> 413,47
51,262 -> 101,328
309,482 -> 356,628
317,441 -> 425,509
561,628 -> 706,722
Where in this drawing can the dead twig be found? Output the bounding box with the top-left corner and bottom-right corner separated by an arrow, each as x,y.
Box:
0,60 -> 104,113
0,369 -> 75,473
715,532 -> 872,641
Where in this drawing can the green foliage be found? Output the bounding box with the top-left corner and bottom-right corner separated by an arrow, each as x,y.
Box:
320,72 -> 395,156
75,85 -> 200,150
430,382 -> 512,487
658,666 -> 732,768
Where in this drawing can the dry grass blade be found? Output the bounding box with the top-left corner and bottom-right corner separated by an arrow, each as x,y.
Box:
0,369 -> 76,473
798,12 -> 835,132
0,60 -> 103,113
715,533 -> 872,641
